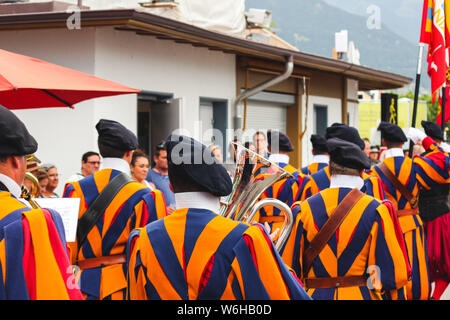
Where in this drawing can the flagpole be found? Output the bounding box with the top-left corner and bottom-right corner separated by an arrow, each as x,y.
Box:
409,43 -> 425,157
442,85 -> 446,132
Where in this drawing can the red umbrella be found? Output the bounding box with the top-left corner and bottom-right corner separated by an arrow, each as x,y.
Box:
0,48 -> 140,109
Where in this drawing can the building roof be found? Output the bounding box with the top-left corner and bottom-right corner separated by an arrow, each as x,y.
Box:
0,8 -> 412,90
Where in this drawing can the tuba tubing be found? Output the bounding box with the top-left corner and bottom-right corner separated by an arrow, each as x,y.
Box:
220,142 -> 295,253
247,198 -> 294,252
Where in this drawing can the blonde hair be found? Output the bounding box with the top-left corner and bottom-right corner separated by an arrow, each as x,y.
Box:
209,145 -> 221,153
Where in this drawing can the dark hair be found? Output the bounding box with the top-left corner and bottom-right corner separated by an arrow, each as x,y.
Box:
253,131 -> 266,139
82,151 -> 100,163
384,140 -> 404,149
154,141 -> 166,158
98,142 -> 127,159
35,169 -> 48,181
244,141 -> 253,149
0,155 -> 7,163
168,167 -> 207,193
329,161 -> 361,177
131,149 -> 149,167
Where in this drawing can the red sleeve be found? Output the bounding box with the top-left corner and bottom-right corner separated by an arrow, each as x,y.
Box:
22,216 -> 36,300
422,136 -> 435,151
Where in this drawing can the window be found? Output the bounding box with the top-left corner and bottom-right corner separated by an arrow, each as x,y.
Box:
314,104 -> 328,137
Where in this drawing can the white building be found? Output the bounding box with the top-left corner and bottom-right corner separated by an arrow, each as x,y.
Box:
0,1 -> 411,195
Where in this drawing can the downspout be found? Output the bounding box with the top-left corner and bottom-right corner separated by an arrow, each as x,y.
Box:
234,55 -> 294,131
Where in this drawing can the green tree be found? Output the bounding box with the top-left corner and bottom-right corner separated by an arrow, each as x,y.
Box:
400,91 -> 449,140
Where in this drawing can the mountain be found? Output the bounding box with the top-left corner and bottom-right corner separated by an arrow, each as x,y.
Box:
323,0 -> 422,45
245,0 -> 426,92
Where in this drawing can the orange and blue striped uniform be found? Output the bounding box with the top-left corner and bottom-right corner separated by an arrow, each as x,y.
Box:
0,191 -> 83,300
301,162 -> 328,175
63,168 -> 167,300
251,162 -> 309,244
127,208 -> 312,300
368,137 -> 450,300
302,166 -> 386,201
282,188 -> 411,300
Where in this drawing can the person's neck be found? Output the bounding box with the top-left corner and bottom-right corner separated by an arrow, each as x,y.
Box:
43,186 -> 56,196
153,167 -> 168,175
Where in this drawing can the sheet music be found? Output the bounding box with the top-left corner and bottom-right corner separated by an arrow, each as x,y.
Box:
35,198 -> 80,242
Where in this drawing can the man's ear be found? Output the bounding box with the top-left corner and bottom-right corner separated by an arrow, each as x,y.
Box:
10,155 -> 21,169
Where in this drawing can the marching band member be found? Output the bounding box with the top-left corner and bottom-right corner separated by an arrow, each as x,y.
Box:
282,138 -> 410,300
126,134 -> 311,300
63,119 -> 167,300
419,121 -> 450,300
302,123 -> 386,200
369,122 -> 450,300
301,134 -> 329,175
0,105 -> 83,300
252,130 -> 309,246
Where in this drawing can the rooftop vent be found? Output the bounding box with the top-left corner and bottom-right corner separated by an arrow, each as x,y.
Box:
139,0 -> 178,8
245,8 -> 272,29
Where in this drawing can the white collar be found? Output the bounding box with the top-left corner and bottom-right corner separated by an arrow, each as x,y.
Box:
268,153 -> 290,164
329,174 -> 364,190
175,191 -> 220,213
0,173 -> 22,198
384,148 -> 404,159
312,154 -> 330,164
100,158 -> 131,176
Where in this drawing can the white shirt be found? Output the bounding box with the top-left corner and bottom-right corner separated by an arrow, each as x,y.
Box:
0,173 -> 22,198
0,173 -> 31,207
100,157 -> 131,176
65,172 -> 85,185
329,174 -> 364,190
312,154 -> 330,164
268,153 -> 290,164
175,191 -> 220,213
383,148 -> 404,159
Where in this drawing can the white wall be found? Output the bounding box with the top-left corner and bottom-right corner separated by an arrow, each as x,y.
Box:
0,27 -> 98,196
93,26 -> 236,141
0,26 -> 236,195
301,95 -> 342,167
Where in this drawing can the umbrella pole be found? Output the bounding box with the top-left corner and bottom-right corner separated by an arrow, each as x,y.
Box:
41,89 -> 74,109
409,43 -> 424,158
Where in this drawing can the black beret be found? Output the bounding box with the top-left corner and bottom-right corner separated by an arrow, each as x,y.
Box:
327,138 -> 370,170
421,120 -> 444,140
96,119 -> 139,151
325,123 -> 365,150
0,105 -> 38,156
377,121 -> 407,143
165,134 -> 232,197
267,130 -> 294,152
310,134 -> 328,153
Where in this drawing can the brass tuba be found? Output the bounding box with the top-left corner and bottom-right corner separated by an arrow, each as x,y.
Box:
220,143 -> 295,252
21,172 -> 41,209
21,154 -> 42,209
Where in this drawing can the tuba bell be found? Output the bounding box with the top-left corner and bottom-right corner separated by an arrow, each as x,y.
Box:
220,143 -> 295,252
21,172 -> 41,209
21,154 -> 42,209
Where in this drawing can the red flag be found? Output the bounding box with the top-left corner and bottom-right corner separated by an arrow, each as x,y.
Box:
425,0 -> 448,103
421,0 -> 433,44
436,85 -> 450,125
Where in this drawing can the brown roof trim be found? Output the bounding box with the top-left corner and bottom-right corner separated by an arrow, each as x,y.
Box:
0,9 -> 411,90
